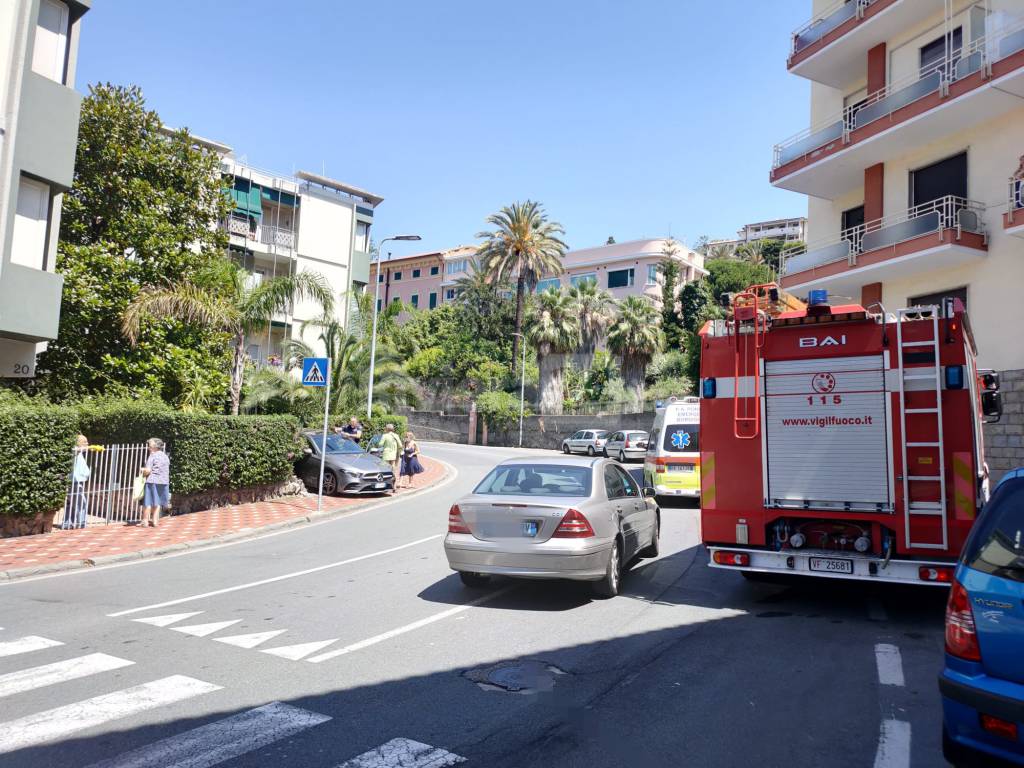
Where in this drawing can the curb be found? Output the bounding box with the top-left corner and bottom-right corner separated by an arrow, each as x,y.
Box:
0,457 -> 455,583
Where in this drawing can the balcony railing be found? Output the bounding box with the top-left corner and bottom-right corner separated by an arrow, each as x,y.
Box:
1010,178 -> 1024,216
792,0 -> 876,56
224,217 -> 296,250
775,14 -> 1024,170
782,196 -> 986,276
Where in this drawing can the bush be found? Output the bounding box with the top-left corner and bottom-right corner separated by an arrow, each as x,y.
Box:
0,403 -> 80,517
79,400 -> 302,496
476,390 -> 528,430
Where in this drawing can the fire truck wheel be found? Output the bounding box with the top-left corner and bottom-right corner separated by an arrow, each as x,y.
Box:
641,515 -> 660,558
592,540 -> 622,599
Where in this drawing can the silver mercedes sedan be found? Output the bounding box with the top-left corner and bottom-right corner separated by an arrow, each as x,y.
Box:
444,457 -> 660,598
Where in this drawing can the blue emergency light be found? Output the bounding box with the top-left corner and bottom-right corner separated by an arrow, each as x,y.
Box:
702,378 -> 717,399
808,289 -> 829,307
945,365 -> 964,390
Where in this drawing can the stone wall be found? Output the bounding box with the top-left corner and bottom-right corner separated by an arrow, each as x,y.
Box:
983,367 -> 1024,484
403,408 -> 655,451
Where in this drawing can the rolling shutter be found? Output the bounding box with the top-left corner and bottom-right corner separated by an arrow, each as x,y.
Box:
765,354 -> 891,511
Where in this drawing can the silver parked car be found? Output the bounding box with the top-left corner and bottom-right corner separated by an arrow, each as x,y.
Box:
444,457 -> 660,598
602,430 -> 649,463
561,429 -> 610,456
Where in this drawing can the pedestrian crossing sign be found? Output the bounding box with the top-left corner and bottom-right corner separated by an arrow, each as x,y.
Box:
301,357 -> 328,387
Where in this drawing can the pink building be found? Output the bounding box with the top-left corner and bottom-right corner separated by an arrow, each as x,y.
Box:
367,246 -> 475,318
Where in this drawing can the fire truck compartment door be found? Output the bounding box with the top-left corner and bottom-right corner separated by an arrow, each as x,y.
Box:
764,354 -> 891,510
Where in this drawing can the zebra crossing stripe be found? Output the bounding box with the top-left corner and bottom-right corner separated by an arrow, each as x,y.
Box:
213,630 -> 287,649
170,620 -> 241,638
0,653 -> 134,699
260,639 -> 338,661
84,701 -> 331,768
336,738 -> 465,767
132,612 -> 204,627
0,635 -> 63,658
0,675 -> 222,755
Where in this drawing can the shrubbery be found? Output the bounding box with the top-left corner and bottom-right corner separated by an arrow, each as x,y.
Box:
0,398 -> 304,517
327,413 -> 408,440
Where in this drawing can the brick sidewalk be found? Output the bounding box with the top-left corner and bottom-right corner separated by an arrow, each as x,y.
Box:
0,456 -> 445,576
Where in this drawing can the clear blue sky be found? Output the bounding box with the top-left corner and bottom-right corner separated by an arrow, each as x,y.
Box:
76,0 -> 811,253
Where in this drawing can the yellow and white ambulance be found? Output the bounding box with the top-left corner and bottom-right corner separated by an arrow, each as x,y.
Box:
643,397 -> 701,500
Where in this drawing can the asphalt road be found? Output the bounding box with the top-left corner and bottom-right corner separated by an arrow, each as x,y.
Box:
0,441 -> 951,768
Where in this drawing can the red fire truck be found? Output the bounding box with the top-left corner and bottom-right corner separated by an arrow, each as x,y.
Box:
698,284 -> 1003,585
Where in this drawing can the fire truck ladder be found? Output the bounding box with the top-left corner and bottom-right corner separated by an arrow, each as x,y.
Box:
732,289 -> 767,439
896,306 -> 948,550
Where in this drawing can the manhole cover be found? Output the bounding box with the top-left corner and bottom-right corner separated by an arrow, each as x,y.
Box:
463,660 -> 568,694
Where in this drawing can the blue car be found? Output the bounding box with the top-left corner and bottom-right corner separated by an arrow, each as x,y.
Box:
941,468 -> 1024,766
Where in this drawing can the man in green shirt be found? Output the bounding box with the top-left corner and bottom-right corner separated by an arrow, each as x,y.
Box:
379,424 -> 403,486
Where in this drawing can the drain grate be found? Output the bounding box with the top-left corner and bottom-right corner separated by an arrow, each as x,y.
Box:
463,660 -> 569,695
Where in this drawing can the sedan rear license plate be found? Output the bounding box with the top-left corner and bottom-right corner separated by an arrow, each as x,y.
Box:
522,521 -> 539,537
809,557 -> 853,574
373,482 -> 386,489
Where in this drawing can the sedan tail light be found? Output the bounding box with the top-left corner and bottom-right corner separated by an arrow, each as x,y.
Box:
553,509 -> 595,538
448,504 -> 470,534
945,579 -> 981,661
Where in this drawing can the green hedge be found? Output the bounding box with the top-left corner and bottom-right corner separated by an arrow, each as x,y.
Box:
0,404 -> 80,517
0,399 -> 303,517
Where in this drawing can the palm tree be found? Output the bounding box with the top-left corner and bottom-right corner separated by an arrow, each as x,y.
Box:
527,287 -> 581,415
123,261 -> 334,415
708,242 -> 736,260
477,201 -> 567,373
608,296 -> 663,404
736,239 -> 767,265
349,290 -> 405,345
566,280 -> 615,370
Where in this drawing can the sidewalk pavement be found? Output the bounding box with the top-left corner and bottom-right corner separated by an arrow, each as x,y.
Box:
0,456 -> 447,580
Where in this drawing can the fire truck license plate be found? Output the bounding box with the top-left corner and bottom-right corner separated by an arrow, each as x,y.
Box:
809,557 -> 853,574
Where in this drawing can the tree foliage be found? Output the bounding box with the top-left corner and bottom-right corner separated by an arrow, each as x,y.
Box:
658,240 -> 685,352
608,296 -> 662,403
527,288 -> 581,414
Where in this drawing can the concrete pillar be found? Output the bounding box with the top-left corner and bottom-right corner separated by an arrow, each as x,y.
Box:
867,42 -> 887,97
467,401 -> 477,445
861,282 -> 883,311
864,163 -> 884,226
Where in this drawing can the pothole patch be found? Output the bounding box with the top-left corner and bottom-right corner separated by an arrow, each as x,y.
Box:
463,660 -> 569,694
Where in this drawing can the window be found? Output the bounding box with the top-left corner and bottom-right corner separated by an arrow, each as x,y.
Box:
410,294 -> 419,308
663,424 -> 699,453
536,278 -> 561,293
909,286 -> 967,310
607,268 -> 634,289
841,205 -> 865,231
12,175 -> 51,270
378,273 -> 384,283
393,271 -> 402,281
246,344 -> 261,364
429,292 -> 437,309
603,466 -> 628,499
391,297 -> 400,304
570,273 -> 597,288
445,288 -> 455,300
412,268 -> 421,279
354,221 -> 371,252
613,465 -> 640,497
572,431 -> 584,439
646,264 -> 658,285
32,0 -> 69,84
646,429 -> 661,456
446,259 -> 468,275
474,464 -> 592,497
911,152 -> 967,209
430,265 -> 439,276
962,476 -> 1024,584
376,299 -> 382,312
920,27 -> 962,77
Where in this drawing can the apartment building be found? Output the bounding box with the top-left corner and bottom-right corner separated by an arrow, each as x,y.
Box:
774,0 -> 1024,473
711,217 -> 808,251
0,0 -> 89,378
368,238 -> 706,318
219,152 -> 382,365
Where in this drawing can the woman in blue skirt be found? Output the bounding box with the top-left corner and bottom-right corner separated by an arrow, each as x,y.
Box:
399,432 -> 424,489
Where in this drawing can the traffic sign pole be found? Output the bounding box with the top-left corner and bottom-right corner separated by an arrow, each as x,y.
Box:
316,359 -> 332,513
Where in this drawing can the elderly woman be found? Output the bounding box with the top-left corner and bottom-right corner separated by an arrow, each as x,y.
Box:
140,438 -> 170,527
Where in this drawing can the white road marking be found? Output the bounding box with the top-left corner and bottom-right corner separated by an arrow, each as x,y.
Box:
132,611 -> 204,627
873,719 -> 911,768
213,629 -> 287,649
874,643 -> 905,687
170,620 -> 242,638
0,635 -> 63,657
261,639 -> 338,661
108,534 -> 444,618
0,675 -> 222,755
84,701 -> 330,768
0,653 -> 134,699
308,586 -> 514,663
867,599 -> 888,622
337,737 -> 465,767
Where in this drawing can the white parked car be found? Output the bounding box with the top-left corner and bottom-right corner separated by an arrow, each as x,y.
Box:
602,430 -> 649,462
561,429 -> 610,456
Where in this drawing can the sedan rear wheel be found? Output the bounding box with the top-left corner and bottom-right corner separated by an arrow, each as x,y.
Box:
593,540 -> 622,598
587,445 -> 595,456
562,443 -> 570,455
618,450 -> 626,463
321,471 -> 338,496
459,571 -> 491,588
641,514 -> 660,558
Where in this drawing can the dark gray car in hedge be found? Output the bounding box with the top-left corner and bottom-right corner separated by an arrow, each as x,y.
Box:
296,431 -> 395,495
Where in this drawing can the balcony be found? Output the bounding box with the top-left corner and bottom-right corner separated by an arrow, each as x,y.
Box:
781,196 -> 987,295
773,16 -> 1024,198
790,0 -> 934,88
1005,178 -> 1024,238
225,216 -> 296,252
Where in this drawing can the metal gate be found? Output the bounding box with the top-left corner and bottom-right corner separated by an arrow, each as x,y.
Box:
55,444 -> 149,528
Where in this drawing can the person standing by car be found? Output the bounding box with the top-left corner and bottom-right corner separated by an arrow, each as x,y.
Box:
340,416 -> 363,444
140,438 -> 170,527
399,432 -> 425,489
378,424 -> 403,487
62,435 -> 91,529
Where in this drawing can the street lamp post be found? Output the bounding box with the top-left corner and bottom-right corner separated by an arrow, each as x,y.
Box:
511,332 -> 527,447
367,235 -> 421,420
